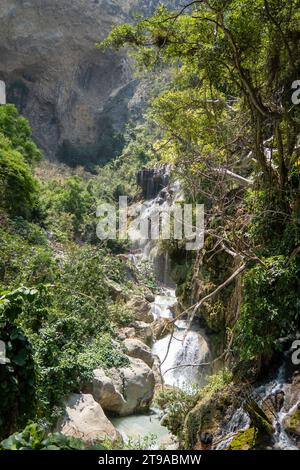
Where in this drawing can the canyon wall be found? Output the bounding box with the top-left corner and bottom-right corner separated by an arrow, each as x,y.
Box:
0,0 -> 175,163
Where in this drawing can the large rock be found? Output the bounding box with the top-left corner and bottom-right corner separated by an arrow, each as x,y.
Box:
283,403 -> 300,448
126,296 -> 154,323
129,321 -> 153,346
283,371 -> 300,411
123,338 -> 154,368
59,393 -> 121,444
262,390 -> 285,423
93,357 -> 155,416
118,327 -> 136,341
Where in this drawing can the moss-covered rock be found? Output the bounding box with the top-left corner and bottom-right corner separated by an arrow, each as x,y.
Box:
244,400 -> 274,436
183,383 -> 241,449
283,403 -> 300,448
227,428 -> 257,450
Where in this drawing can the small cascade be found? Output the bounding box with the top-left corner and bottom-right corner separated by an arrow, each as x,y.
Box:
152,313 -> 210,388
151,288 -> 176,320
216,361 -> 299,450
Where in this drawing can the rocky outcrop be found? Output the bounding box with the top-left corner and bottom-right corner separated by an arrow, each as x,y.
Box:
93,357 -> 155,416
59,393 -> 121,444
118,321 -> 153,345
126,296 -> 154,324
262,390 -> 285,423
0,0 -> 174,162
183,383 -> 244,450
137,166 -> 170,200
283,404 -> 300,448
123,338 -> 154,368
129,321 -> 153,346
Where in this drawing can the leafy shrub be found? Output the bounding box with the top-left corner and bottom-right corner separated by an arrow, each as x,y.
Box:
0,288 -> 39,439
0,134 -> 39,218
234,256 -> 300,359
0,104 -> 41,165
0,423 -> 104,450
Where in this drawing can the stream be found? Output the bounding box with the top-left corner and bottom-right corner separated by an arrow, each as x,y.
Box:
112,286 -> 210,447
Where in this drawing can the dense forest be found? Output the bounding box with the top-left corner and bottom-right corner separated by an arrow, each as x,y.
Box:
0,0 -> 299,453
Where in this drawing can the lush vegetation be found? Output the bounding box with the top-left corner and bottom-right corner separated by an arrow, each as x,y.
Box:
1,0 -> 299,451
102,0 -> 300,361
0,423 -> 104,450
0,105 -> 153,444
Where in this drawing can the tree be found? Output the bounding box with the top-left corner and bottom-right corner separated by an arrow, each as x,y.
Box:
0,134 -> 39,218
0,104 -> 41,165
102,1 -> 300,204
101,0 -> 300,361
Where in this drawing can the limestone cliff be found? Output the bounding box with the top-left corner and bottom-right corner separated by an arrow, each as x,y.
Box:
0,0 -> 175,164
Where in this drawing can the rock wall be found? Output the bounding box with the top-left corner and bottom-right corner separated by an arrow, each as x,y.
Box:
0,0 -> 177,162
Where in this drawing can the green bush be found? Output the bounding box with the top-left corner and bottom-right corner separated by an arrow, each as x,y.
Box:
0,423 -> 104,450
0,135 -> 39,218
0,288 -> 38,439
0,104 -> 41,165
234,256 -> 300,359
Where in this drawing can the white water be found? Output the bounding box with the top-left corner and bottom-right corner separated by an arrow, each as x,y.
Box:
216,363 -> 299,450
152,298 -> 210,388
112,171 -> 210,446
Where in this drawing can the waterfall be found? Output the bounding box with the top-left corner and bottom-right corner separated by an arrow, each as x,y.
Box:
152,306 -> 210,388
112,166 -> 211,447
129,166 -> 210,389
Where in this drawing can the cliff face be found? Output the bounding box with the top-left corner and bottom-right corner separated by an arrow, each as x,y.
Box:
0,0 -> 171,163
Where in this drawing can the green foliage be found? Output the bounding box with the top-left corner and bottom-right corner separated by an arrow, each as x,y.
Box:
0,134 -> 39,218
0,288 -> 39,439
40,176 -> 95,241
0,225 -> 56,290
0,104 -> 41,164
0,423 -> 105,450
155,386 -> 199,440
102,433 -> 158,451
0,225 -> 133,429
235,256 -> 300,359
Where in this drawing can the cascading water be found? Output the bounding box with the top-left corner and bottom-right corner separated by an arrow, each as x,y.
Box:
216,361 -> 299,450
129,168 -> 210,389
112,167 -> 211,446
151,297 -> 210,388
